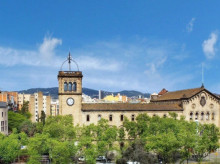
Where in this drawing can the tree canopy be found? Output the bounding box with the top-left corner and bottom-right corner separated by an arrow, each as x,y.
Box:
1,113 -> 220,164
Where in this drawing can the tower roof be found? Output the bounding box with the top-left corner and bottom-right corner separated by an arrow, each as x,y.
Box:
60,52 -> 80,71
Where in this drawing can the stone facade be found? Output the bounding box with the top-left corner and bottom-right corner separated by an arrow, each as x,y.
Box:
182,90 -> 220,126
58,69 -> 220,128
58,71 -> 83,125
58,55 -> 220,128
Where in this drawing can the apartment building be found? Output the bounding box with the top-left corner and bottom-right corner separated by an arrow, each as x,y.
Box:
0,91 -> 18,110
18,93 -> 31,110
0,102 -> 8,135
29,92 -> 51,122
43,95 -> 51,117
50,99 -> 59,116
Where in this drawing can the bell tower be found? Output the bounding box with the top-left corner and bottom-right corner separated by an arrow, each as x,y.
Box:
58,53 -> 83,125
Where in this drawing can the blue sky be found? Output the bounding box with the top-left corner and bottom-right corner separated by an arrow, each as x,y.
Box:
1,0 -> 220,93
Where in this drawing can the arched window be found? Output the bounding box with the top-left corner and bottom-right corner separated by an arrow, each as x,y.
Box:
109,115 -> 113,121
206,112 -> 210,120
195,112 -> 199,120
190,112 -> 193,120
64,82 -> 68,91
131,114 -> 135,121
73,82 -> 77,91
86,115 -> 90,122
68,82 -> 72,91
98,114 -> 101,121
120,114 -> 124,121
212,113 -> 215,120
201,112 -> 204,120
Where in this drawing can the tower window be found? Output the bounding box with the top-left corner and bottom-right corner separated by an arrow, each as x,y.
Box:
64,82 -> 68,91
68,82 -> 72,91
86,115 -> 90,122
190,112 -> 193,120
206,112 -> 210,120
120,114 -> 124,121
131,114 -> 135,121
98,114 -> 101,121
195,112 -> 198,120
201,112 -> 204,120
73,82 -> 77,91
212,113 -> 215,120
109,115 -> 113,121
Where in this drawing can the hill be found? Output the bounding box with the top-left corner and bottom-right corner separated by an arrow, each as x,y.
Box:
18,87 -> 150,99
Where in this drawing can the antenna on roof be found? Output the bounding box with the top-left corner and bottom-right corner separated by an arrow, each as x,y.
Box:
201,63 -> 204,88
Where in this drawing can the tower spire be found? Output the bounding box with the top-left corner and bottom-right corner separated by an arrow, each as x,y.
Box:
201,63 -> 204,88
68,52 -> 72,71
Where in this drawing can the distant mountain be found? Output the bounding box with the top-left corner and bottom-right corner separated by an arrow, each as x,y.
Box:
18,87 -> 150,99
18,87 -> 58,99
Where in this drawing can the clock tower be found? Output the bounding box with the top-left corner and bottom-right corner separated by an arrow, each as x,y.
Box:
58,53 -> 83,125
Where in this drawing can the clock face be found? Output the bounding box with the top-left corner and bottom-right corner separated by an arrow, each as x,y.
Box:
66,97 -> 74,106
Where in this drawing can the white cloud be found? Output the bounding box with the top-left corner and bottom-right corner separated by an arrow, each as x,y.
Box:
0,36 -> 63,67
202,32 -> 218,59
0,36 -> 193,92
39,36 -> 62,60
186,17 -> 196,32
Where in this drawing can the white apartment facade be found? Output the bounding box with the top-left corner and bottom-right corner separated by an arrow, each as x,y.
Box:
50,99 -> 59,116
0,102 -> 8,135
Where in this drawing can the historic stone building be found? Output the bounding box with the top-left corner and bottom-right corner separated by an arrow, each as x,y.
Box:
58,54 -> 220,128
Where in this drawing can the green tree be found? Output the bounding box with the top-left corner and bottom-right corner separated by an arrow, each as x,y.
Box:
77,132 -> 98,164
40,110 -> 46,125
179,121 -> 197,164
8,111 -> 27,131
43,115 -> 75,140
21,101 -> 29,113
119,139 -> 157,164
0,131 -> 22,164
20,101 -> 31,119
48,139 -> 77,164
27,133 -> 50,164
192,123 -> 220,162
123,117 -> 138,139
19,120 -> 37,137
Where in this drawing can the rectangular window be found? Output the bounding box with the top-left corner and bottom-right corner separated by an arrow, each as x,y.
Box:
5,120 -> 7,132
86,115 -> 90,122
2,112 -> 3,118
109,115 -> 113,121
1,121 -> 4,131
131,114 -> 135,121
120,115 -> 124,121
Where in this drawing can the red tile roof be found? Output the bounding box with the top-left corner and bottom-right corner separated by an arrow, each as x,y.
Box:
82,103 -> 183,112
158,88 -> 168,95
153,87 -> 204,101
